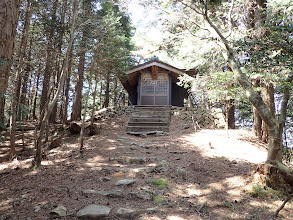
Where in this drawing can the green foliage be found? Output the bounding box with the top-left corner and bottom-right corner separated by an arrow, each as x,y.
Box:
247,184 -> 268,198
153,195 -> 165,204
246,183 -> 286,199
225,201 -> 234,212
151,178 -> 168,189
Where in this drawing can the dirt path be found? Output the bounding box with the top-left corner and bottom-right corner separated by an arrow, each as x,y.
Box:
0,115 -> 292,219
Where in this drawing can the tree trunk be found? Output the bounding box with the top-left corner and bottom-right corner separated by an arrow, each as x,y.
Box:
90,76 -> 98,125
251,79 -> 262,139
261,82 -> 275,143
71,41 -> 86,121
113,77 -> 118,104
225,99 -> 235,129
39,0 -> 58,116
104,73 -> 110,108
0,0 -> 20,128
80,73 -> 93,153
16,0 -> 34,116
34,0 -> 78,168
62,46 -> 73,124
32,67 -> 40,120
99,79 -> 103,108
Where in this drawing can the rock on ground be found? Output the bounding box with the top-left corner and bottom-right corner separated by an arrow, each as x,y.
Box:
76,204 -> 111,219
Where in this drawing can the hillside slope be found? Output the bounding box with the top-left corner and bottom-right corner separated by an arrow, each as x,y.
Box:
0,115 -> 292,219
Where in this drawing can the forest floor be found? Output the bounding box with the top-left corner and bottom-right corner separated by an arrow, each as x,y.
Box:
0,114 -> 293,220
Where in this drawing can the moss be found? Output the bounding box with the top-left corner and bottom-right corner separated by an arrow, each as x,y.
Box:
151,178 -> 167,189
153,196 -> 165,204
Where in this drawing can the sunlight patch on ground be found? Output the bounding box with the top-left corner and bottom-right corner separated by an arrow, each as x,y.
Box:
41,160 -> 55,166
0,199 -> 13,212
0,158 -> 33,171
167,216 -> 187,220
173,183 -> 210,197
177,129 -> 267,164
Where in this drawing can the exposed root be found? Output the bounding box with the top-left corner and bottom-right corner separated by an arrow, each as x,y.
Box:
264,161 -> 293,191
275,194 -> 292,217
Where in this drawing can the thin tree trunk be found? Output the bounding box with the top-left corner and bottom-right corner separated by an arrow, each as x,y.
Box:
6,0 -> 21,159
15,0 -> 34,115
113,77 -> 118,104
19,35 -> 33,120
71,45 -> 86,121
99,79 -> 103,108
251,79 -> 262,139
261,82 -> 275,143
39,0 -> 58,116
32,67 -> 40,120
90,76 -> 98,125
104,73 -> 110,108
80,73 -> 93,153
34,0 -> 78,168
62,47 -> 73,124
225,99 -> 235,129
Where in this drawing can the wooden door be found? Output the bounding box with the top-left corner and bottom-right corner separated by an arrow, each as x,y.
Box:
140,71 -> 169,105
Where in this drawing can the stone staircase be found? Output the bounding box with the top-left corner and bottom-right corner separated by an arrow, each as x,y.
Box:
126,105 -> 171,135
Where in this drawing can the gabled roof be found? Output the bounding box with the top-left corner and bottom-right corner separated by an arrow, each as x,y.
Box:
126,60 -> 187,86
127,60 -> 186,76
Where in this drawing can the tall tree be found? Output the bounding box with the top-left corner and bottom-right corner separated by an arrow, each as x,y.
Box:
152,0 -> 293,187
34,0 -> 78,168
9,0 -> 34,160
39,0 -> 58,117
0,0 -> 20,127
70,0 -> 94,121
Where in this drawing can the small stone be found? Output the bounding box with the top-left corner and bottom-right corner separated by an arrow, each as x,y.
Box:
181,124 -> 190,129
140,133 -> 147,138
117,208 -> 135,217
116,179 -> 137,186
50,204 -> 67,217
76,205 -> 111,219
99,177 -> 111,182
155,131 -> 164,136
82,189 -> 97,194
34,205 -> 41,212
146,207 -> 157,214
98,190 -> 124,198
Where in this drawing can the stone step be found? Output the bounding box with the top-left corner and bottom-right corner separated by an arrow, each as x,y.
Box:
127,121 -> 169,127
127,105 -> 171,135
131,111 -> 171,118
127,126 -> 169,134
134,105 -> 171,111
129,117 -> 170,123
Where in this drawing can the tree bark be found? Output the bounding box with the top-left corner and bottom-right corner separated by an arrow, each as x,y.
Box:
104,73 -> 110,108
16,0 -> 34,115
34,0 -> 78,168
0,0 -> 20,128
251,78 -> 262,139
90,75 -> 98,125
71,37 -> 86,121
39,0 -> 58,116
32,66 -> 41,120
225,99 -> 235,129
261,82 -> 275,143
62,46 -> 73,124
